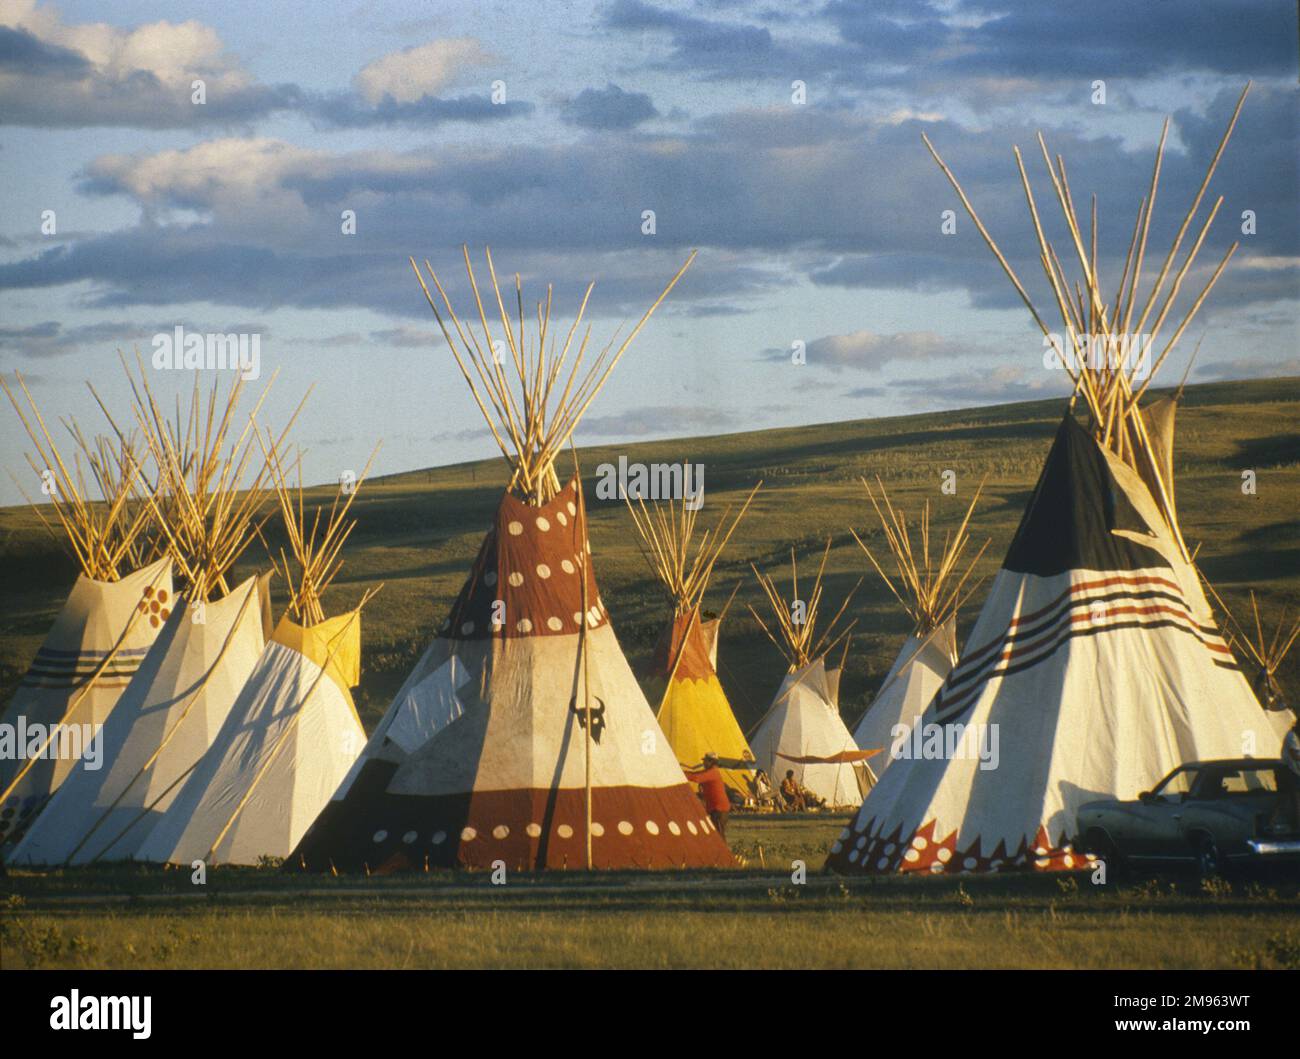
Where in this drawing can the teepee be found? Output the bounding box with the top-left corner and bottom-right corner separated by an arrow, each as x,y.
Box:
829,84 -> 1285,876
290,246 -> 733,872
1201,581 -> 1298,739
135,443 -> 377,865
8,366 -> 298,866
748,542 -> 870,808
850,479 -> 988,778
628,483 -> 760,799
0,374 -> 171,856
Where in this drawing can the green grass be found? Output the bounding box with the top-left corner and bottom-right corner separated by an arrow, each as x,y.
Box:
3,816 -> 1297,969
2,376 -> 1297,735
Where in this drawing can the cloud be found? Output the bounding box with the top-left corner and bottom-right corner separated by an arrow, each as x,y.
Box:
2,80 -> 1290,333
764,329 -> 979,371
561,83 -> 659,130
0,1 -> 300,127
580,404 -> 747,438
369,326 -> 439,348
1195,356 -> 1300,382
887,363 -> 1072,406
310,91 -> 532,128
0,9 -> 522,130
0,317 -> 267,361
354,39 -> 491,104
604,0 -> 1294,88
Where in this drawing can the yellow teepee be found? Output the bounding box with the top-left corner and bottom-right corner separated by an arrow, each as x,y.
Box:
627,484 -> 759,798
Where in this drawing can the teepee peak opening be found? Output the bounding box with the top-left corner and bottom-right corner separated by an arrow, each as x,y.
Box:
852,476 -> 989,638
261,438 -> 382,628
410,246 -> 695,506
627,481 -> 760,620
108,352 -> 308,604
921,84 -> 1252,564
2,371 -> 155,583
748,539 -> 861,674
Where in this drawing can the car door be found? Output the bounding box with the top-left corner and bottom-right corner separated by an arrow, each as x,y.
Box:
1121,766 -> 1200,864
1180,765 -> 1279,859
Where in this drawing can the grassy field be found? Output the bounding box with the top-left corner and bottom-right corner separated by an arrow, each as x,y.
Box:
1,379 -> 1297,970
2,376 -> 1297,734
3,816 -> 1298,970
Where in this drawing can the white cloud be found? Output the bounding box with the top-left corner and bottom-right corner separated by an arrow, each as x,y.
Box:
0,1 -> 289,126
353,39 -> 491,105
800,329 -> 977,370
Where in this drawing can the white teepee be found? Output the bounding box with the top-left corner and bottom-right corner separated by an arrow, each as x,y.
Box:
850,480 -> 987,775
135,446 -> 376,866
0,375 -> 171,855
829,85 -> 1285,875
8,368 -> 299,865
747,541 -> 870,808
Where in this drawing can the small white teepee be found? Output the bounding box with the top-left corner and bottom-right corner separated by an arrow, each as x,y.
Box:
850,479 -> 987,776
747,541 -> 870,808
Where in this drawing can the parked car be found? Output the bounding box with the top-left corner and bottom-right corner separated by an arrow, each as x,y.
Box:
1077,758 -> 1300,878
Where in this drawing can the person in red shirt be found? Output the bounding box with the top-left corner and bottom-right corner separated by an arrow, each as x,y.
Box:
682,752 -> 731,840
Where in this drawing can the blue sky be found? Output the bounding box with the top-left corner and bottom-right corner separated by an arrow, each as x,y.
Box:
1,0 -> 1296,503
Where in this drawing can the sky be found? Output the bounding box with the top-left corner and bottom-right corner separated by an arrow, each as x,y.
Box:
1,0 -> 1297,503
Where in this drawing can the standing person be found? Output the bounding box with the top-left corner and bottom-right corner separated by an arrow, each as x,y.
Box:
682,752 -> 731,840
1283,713 -> 1300,829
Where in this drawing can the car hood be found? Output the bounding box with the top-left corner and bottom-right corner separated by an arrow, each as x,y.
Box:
1078,798 -> 1139,814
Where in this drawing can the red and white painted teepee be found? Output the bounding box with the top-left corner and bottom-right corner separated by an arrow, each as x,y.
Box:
290,247 -> 734,872
829,84 -> 1284,876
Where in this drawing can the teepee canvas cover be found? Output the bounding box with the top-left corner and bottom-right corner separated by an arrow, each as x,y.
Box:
293,479 -> 733,870
751,656 -> 866,807
650,611 -> 755,799
289,246 -> 731,871
851,617 -> 956,767
628,486 -> 759,799
136,609 -> 365,865
7,574 -> 270,865
848,480 -> 986,777
747,543 -> 868,808
0,557 -> 173,852
136,444 -> 374,866
827,415 -> 1283,875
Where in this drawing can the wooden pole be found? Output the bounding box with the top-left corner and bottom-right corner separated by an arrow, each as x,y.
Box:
572,447 -> 594,870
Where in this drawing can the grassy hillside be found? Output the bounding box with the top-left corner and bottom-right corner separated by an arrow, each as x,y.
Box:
1,376 -> 1297,736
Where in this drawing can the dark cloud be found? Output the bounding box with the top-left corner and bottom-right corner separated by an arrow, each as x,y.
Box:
309,91 -> 533,128
946,0 -> 1295,79
560,83 -> 659,130
5,80 -> 1293,332
0,25 -> 90,75
0,318 -> 272,361
606,0 -> 1294,87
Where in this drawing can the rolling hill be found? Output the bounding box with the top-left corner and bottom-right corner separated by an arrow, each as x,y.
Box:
1,376 -> 1297,736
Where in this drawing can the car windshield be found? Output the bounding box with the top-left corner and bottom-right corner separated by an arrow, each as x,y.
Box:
1152,767 -> 1198,799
